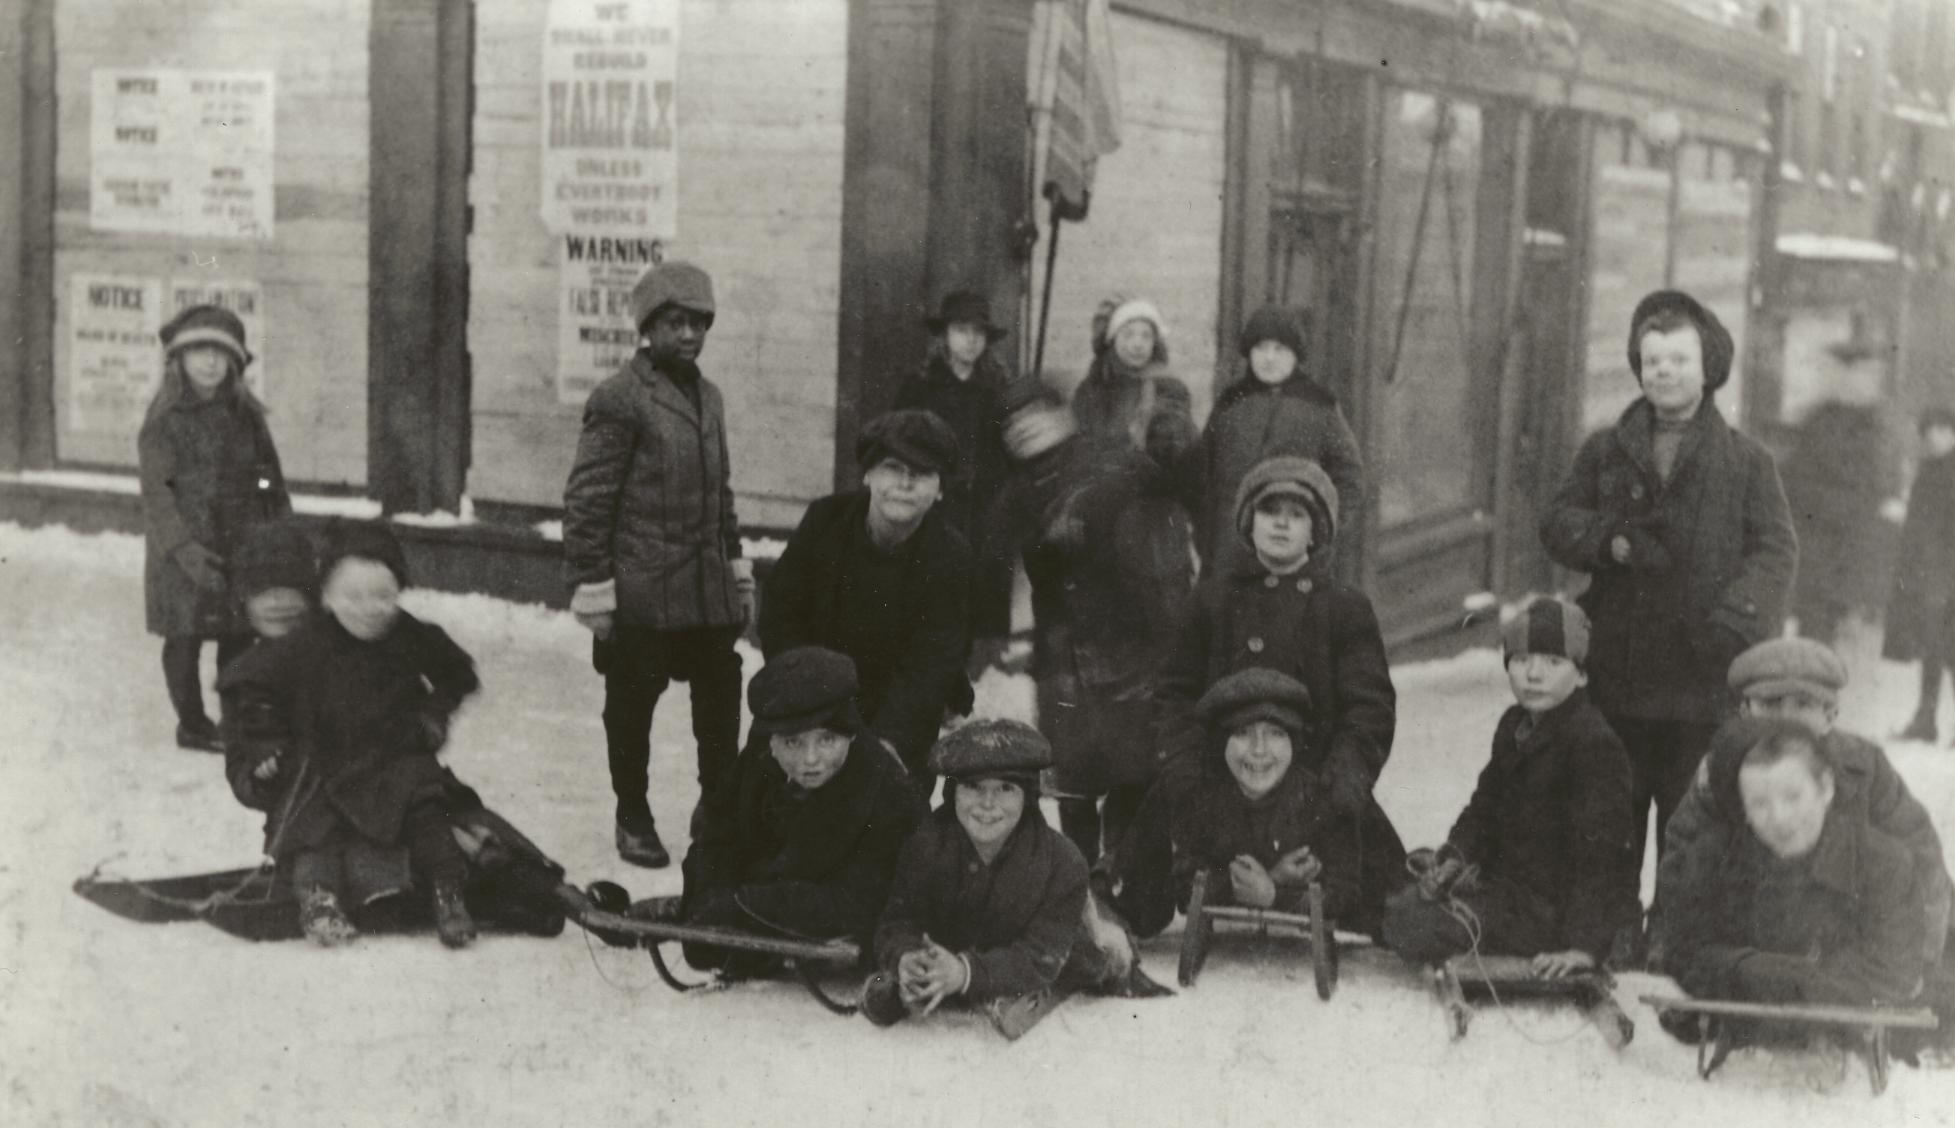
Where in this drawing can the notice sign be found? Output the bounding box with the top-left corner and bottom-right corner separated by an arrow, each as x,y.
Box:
540,0 -> 678,237
69,273 -> 164,433
558,233 -> 663,404
91,69 -> 275,240
169,278 -> 267,399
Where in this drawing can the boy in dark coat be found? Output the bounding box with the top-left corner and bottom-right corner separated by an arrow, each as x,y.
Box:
562,260 -> 755,869
759,410 -> 973,801
1540,289 -> 1797,868
864,720 -> 1151,1027
679,647 -> 925,974
219,522 -> 484,948
1156,455 -> 1395,819
1099,667 -> 1406,941
1382,598 -> 1639,976
1886,406 -> 1955,743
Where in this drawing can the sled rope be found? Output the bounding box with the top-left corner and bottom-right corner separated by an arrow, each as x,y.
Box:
1440,893 -> 1593,1047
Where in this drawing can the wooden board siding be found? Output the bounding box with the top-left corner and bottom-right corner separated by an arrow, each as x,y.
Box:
47,0 -> 370,486
467,0 -> 848,529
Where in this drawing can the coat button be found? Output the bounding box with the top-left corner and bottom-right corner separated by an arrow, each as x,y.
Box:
1247,637 -> 1265,653
1297,579 -> 1312,594
1630,484 -> 1644,500
1264,575 -> 1279,588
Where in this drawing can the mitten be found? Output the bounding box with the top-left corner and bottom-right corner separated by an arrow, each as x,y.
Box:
1611,523 -> 1672,571
570,579 -> 617,639
173,542 -> 228,592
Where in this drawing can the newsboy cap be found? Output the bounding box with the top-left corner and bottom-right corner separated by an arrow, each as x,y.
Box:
1196,667 -> 1314,739
160,304 -> 253,369
1233,455 -> 1339,550
320,519 -> 409,590
928,719 -> 1051,784
749,647 -> 861,736
232,519 -> 317,599
855,409 -> 961,478
629,260 -> 716,332
1727,637 -> 1848,705
1627,289 -> 1734,397
1501,596 -> 1591,667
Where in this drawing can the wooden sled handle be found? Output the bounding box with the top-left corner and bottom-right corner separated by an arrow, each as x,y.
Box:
1639,995 -> 1939,1030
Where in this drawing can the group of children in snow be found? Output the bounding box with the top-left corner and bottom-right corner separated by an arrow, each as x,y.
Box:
134,274 -> 1955,1044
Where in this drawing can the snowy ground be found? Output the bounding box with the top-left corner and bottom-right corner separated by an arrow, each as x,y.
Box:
2,520 -> 1952,1128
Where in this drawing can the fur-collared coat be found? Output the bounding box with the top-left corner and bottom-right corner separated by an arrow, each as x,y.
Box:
1191,374 -> 1364,575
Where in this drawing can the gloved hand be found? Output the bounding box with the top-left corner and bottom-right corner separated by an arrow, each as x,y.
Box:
1228,855 -> 1278,909
570,579 -> 617,640
1732,951 -> 1813,1004
173,542 -> 228,592
729,559 -> 756,626
1324,746 -> 1374,816
1608,521 -> 1671,571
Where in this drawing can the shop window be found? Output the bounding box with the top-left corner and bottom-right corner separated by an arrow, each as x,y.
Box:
1583,119 -> 1675,431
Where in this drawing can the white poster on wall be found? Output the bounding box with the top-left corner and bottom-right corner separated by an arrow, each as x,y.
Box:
557,233 -> 663,404
90,69 -> 275,240
68,273 -> 164,434
539,0 -> 679,237
168,278 -> 267,399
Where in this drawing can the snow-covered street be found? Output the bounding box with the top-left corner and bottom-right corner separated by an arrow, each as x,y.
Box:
3,519 -> 1952,1127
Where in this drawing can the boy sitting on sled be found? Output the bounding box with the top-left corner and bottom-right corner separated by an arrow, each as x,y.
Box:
674,646 -> 924,975
1096,666 -> 1406,941
1382,597 -> 1639,979
863,720 -> 1164,1030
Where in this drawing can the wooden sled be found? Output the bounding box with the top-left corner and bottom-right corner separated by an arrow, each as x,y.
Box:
1640,994 -> 1940,1096
1176,870 -> 1339,999
1434,955 -> 1634,1049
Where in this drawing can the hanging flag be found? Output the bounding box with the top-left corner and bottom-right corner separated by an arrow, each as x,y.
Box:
1039,0 -> 1121,216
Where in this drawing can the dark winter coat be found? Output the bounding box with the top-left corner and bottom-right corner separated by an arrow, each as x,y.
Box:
988,433 -> 1193,792
218,612 -> 482,891
759,491 -> 972,772
1541,399 -> 1797,722
1070,356 -> 1198,469
1446,691 -> 1639,961
1780,402 -> 1889,623
1660,799 -> 1935,1008
562,350 -> 744,629
683,733 -> 924,943
139,371 -> 290,638
1156,557 -> 1396,799
1662,723 -> 1953,965
1192,374 -> 1364,574
1884,451 -> 1955,662
876,804 -> 1089,1002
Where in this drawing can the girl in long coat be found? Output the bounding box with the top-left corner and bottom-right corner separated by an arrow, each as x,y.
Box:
140,305 -> 290,751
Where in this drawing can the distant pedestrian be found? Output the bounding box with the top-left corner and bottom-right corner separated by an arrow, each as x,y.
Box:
1780,396 -> 1887,644
139,304 -> 290,752
562,260 -> 755,869
1885,405 -> 1955,743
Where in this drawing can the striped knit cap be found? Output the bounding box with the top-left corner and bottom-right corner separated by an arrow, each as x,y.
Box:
1501,596 -> 1590,667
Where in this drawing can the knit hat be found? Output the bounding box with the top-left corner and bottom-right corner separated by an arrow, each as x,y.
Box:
629,261 -> 716,332
926,290 -> 1007,340
929,719 -> 1051,791
1103,299 -> 1168,349
1501,596 -> 1591,667
749,647 -> 862,737
160,304 -> 252,369
1196,668 -> 1313,741
1727,637 -> 1848,705
231,519 -> 317,599
855,409 -> 961,477
1627,289 -> 1733,396
320,519 -> 409,590
1239,304 -> 1307,359
1233,455 -> 1338,550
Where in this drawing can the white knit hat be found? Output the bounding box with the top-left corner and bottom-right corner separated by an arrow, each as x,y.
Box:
1102,299 -> 1168,348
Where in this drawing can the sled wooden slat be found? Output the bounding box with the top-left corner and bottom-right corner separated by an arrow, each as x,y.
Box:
1640,994 -> 1937,1096
577,908 -> 861,966
1445,955 -> 1634,1049
1176,872 -> 1338,999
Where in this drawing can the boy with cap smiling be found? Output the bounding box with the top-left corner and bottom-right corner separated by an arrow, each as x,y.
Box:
1381,597 -> 1639,979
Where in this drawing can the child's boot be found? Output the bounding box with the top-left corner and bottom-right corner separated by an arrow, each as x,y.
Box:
299,885 -> 358,947
432,880 -> 478,949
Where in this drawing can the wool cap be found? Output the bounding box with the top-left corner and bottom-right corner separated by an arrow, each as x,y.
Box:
232,519 -> 317,599
929,718 -> 1051,788
160,304 -> 252,368
1501,596 -> 1591,667
1727,637 -> 1848,705
749,647 -> 862,737
320,520 -> 409,590
926,290 -> 1007,340
1001,375 -> 1066,416
1103,299 -> 1168,348
1627,289 -> 1734,396
1239,304 -> 1307,359
629,260 -> 716,332
1233,455 -> 1338,550
1196,667 -> 1314,739
855,408 -> 961,477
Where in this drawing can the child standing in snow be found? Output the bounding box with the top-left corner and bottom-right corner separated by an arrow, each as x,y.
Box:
139,305 -> 290,751
219,522 -> 483,949
1381,597 -> 1639,976
1885,406 -> 1955,744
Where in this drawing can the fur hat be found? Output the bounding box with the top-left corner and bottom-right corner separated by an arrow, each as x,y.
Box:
1239,304 -> 1307,359
748,647 -> 862,737
1233,455 -> 1338,550
160,304 -> 252,369
1501,596 -> 1591,667
1196,667 -> 1313,740
1103,299 -> 1168,349
320,519 -> 409,590
929,719 -> 1051,790
926,290 -> 1007,340
855,409 -> 961,477
232,519 -> 317,599
629,261 -> 716,332
1726,637 -> 1847,705
1627,289 -> 1733,396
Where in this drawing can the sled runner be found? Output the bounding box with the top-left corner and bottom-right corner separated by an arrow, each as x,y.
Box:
1176,869 -> 1338,999
1436,955 -> 1634,1048
1639,994 -> 1939,1095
